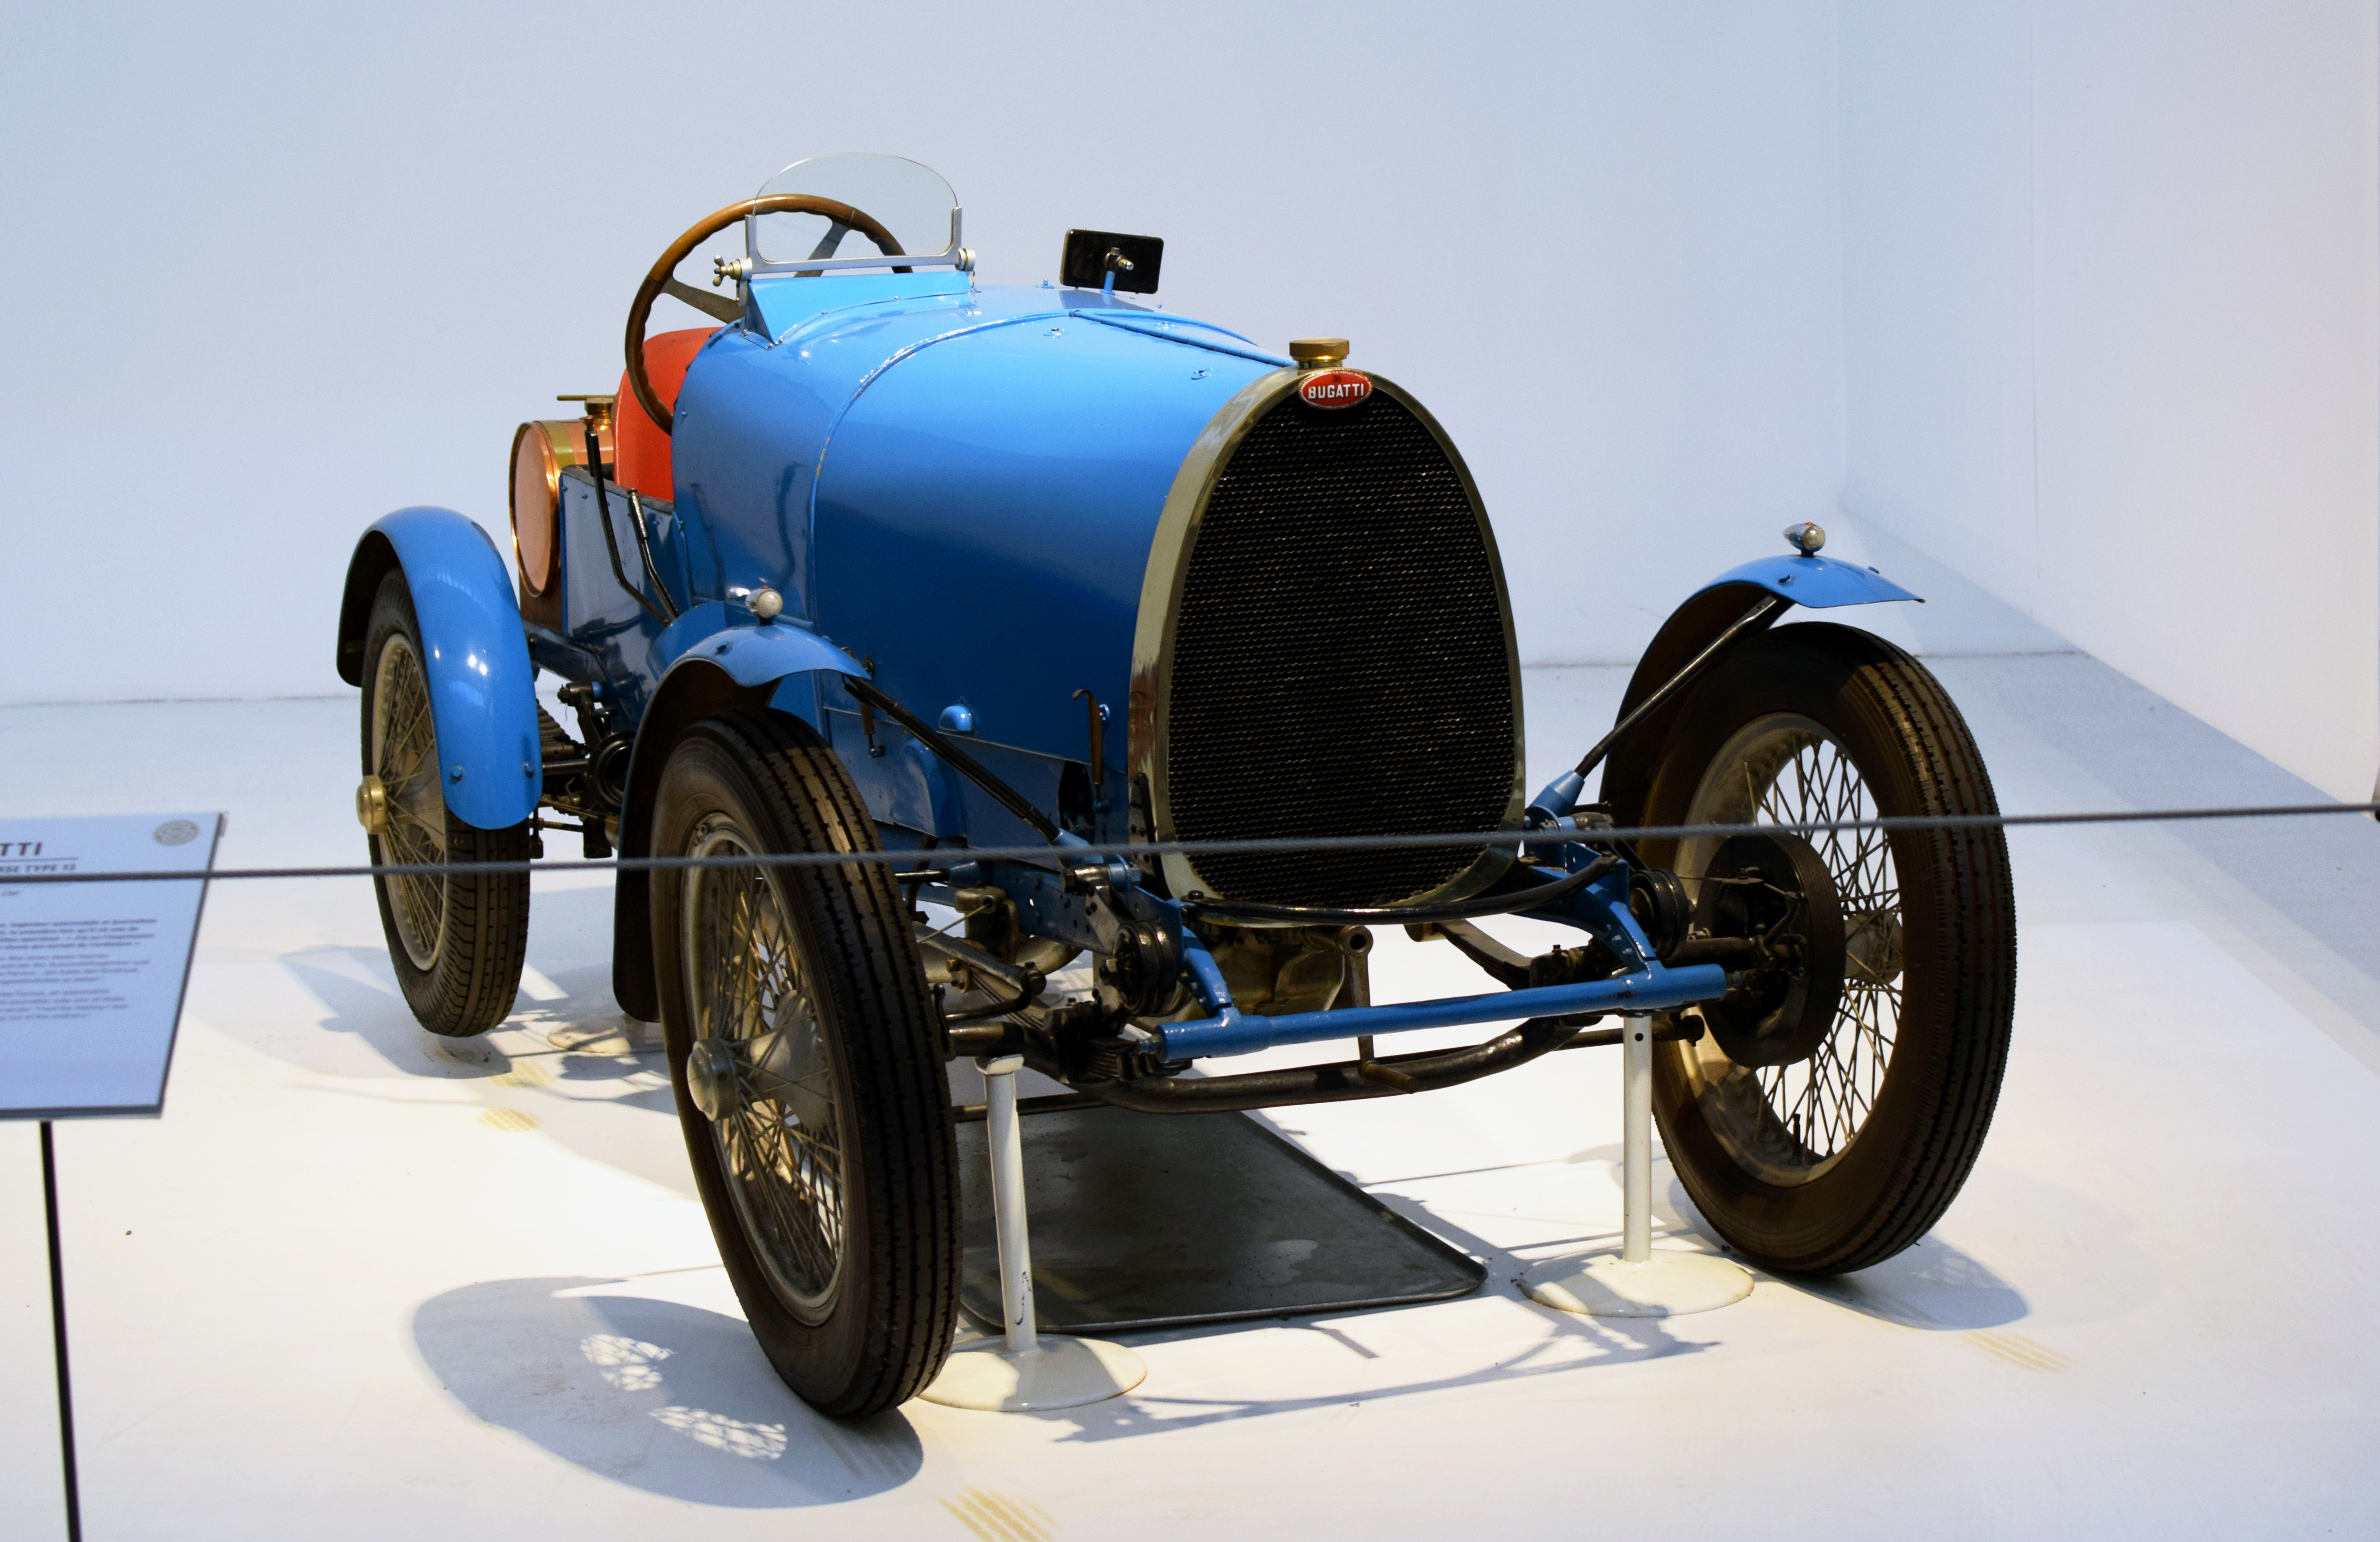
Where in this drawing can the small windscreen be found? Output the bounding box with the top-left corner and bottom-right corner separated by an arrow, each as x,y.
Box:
751,154 -> 957,269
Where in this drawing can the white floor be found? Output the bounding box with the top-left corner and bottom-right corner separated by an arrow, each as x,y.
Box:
5,639 -> 2380,1538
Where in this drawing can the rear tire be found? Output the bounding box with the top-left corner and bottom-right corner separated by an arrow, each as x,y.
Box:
359,571 -> 533,1037
1634,622 -> 2015,1274
649,709 -> 959,1417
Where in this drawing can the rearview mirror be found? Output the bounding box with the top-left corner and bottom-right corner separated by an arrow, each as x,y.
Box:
1060,229 -> 1164,294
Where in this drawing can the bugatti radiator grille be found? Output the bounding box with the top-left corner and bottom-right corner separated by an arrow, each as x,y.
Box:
1163,391 -> 1518,907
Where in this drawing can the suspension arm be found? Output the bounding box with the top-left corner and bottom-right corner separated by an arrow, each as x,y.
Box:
1060,1016 -> 1705,1114
1153,961 -> 1728,1061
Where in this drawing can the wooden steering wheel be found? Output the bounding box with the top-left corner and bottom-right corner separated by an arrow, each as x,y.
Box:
624,193 -> 908,435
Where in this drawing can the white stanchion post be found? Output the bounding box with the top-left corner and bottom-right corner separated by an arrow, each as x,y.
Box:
1622,1017 -> 1653,1266
1519,1017 -> 1753,1318
983,1056 -> 1039,1356
916,1056 -> 1147,1411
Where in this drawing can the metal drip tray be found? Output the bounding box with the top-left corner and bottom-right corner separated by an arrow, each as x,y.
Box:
957,1106 -> 1485,1335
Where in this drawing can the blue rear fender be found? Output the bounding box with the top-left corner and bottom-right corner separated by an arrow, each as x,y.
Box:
335,507 -> 541,831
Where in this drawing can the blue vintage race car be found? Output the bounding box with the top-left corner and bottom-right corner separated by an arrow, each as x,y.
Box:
336,154 -> 2014,1417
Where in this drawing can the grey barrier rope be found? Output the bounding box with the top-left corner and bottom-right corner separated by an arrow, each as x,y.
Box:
6,800 -> 2377,884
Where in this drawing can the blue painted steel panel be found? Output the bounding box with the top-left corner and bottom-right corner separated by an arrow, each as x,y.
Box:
888,737 -> 965,835
670,284 -> 1265,638
668,329 -> 836,622
667,278 -> 1278,845
1699,553 -> 1920,609
352,507 -> 541,830
1076,309 -> 1291,367
828,709 -> 1069,850
554,474 -> 710,728
748,270 -> 975,341
813,314 -> 1269,764
555,472 -> 660,723
669,298 -> 1053,626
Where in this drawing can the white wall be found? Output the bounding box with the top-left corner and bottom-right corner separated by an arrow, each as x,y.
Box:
1839,1 -> 2380,801
13,2 -> 2374,799
0,0 -> 1846,710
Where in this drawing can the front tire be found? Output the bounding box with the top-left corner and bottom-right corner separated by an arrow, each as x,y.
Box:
359,570 -> 532,1037
1635,622 -> 2015,1274
649,709 -> 959,1417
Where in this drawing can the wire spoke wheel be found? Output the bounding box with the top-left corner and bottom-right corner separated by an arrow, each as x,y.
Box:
651,708 -> 958,1417
1631,622 -> 2015,1274
357,569 -> 531,1037
1677,719 -> 1901,1183
683,816 -> 848,1315
371,632 -> 449,970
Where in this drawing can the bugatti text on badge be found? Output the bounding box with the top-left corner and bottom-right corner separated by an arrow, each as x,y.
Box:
1300,370 -> 1373,408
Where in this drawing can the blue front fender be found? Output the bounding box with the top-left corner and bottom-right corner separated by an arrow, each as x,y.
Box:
650,601 -> 865,687
609,612 -> 868,1022
336,508 -> 540,831
1578,549 -> 1923,826
1698,552 -> 1919,609
619,604 -> 866,869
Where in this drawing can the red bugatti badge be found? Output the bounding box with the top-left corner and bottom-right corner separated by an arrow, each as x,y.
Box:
1300,369 -> 1373,409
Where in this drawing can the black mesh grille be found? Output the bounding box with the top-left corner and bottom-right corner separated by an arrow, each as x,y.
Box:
1163,392 -> 1517,907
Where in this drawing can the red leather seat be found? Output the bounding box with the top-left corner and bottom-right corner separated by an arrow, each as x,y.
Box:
614,327 -> 718,502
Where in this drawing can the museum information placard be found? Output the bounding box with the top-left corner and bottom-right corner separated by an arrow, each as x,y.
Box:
0,814 -> 223,1119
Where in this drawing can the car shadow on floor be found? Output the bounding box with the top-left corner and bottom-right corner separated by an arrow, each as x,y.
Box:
277,945 -> 701,1190
413,1277 -> 921,1507
1568,1139 -> 2035,1332
1777,1234 -> 2030,1329
262,883 -> 636,1078
1347,1136 -> 2033,1334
